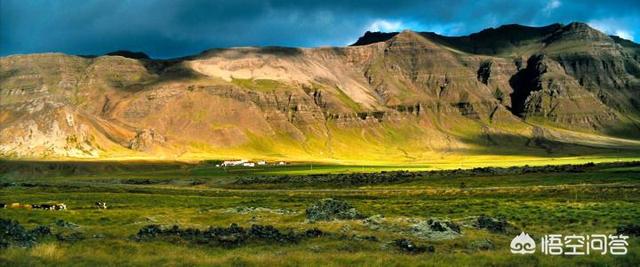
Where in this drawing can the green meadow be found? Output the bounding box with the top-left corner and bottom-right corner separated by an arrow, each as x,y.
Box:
1,160 -> 639,266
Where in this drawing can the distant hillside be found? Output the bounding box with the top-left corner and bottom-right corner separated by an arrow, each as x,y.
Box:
1,22 -> 639,162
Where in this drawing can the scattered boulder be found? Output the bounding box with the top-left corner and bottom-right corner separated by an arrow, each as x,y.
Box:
0,219 -> 35,248
616,224 -> 640,237
0,219 -> 51,248
305,198 -> 364,222
392,238 -> 434,254
475,215 -> 512,233
411,218 -> 462,240
362,214 -> 385,230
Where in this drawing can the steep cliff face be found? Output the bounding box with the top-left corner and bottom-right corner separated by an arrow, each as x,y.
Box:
509,54 -> 617,129
1,22 -> 639,161
543,23 -> 640,119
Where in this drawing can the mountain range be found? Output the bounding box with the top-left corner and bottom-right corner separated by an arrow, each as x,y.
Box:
1,22 -> 639,163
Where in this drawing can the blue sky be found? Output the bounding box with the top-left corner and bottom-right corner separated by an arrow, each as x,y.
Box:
1,0 -> 638,58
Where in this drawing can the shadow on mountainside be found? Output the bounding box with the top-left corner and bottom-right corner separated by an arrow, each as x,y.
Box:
452,132 -> 639,158
602,120 -> 640,141
195,46 -> 304,59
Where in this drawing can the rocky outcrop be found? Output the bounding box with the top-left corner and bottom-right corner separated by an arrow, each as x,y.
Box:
411,219 -> 462,240
305,199 -> 364,222
129,129 -> 165,151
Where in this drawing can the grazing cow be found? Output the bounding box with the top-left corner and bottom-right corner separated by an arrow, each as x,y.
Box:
3,202 -> 66,210
54,203 -> 67,210
95,202 -> 107,209
40,204 -> 54,210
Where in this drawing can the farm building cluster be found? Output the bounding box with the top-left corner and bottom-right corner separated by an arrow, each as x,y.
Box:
215,160 -> 286,168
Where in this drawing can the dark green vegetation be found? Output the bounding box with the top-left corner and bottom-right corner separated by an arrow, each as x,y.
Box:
1,161 -> 640,266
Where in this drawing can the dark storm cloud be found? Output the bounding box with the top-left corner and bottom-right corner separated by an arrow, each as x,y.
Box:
1,0 -> 638,58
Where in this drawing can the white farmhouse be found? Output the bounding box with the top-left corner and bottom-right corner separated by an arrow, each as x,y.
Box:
221,159 -> 248,167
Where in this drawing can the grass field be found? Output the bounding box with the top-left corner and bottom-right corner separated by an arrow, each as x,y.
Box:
1,160 -> 639,266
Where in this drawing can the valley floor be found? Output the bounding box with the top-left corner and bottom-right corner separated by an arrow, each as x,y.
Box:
0,160 -> 639,266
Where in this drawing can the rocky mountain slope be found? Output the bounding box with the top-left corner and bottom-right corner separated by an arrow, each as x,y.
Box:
1,22 -> 639,162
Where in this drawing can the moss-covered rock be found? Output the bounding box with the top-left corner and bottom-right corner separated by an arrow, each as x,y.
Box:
305,198 -> 364,222
410,218 -> 462,240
